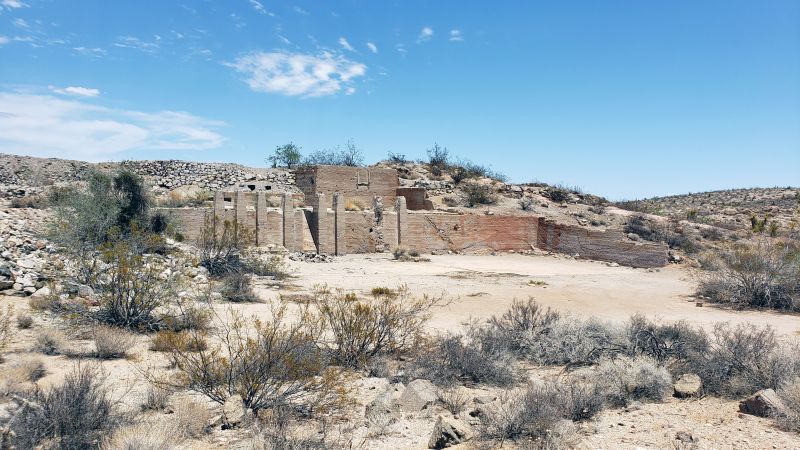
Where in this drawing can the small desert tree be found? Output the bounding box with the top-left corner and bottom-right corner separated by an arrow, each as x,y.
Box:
268,143 -> 303,169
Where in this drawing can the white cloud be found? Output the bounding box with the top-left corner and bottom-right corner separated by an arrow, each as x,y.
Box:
396,44 -> 407,54
0,36 -> 8,45
366,42 -> 377,53
228,51 -> 366,97
1,0 -> 28,9
0,92 -> 225,160
51,86 -> 100,97
12,18 -> 28,28
293,6 -> 309,15
277,34 -> 291,45
449,29 -> 463,42
114,35 -> 159,53
249,0 -> 274,16
338,37 -> 354,51
73,46 -> 107,57
417,26 -> 433,43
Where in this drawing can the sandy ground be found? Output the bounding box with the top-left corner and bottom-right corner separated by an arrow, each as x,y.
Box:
254,253 -> 800,337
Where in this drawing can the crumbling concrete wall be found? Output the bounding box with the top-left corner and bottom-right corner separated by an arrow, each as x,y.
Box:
396,187 -> 433,210
537,220 -> 668,268
402,212 -> 539,253
295,165 -> 399,207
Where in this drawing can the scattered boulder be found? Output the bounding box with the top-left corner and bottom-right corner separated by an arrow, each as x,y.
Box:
428,415 -> 470,449
738,389 -> 785,418
222,394 -> 247,429
365,390 -> 394,422
673,373 -> 702,398
397,379 -> 438,411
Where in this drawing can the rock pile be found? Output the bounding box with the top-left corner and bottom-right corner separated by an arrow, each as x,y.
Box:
288,252 -> 334,263
0,209 -> 58,297
120,160 -> 297,191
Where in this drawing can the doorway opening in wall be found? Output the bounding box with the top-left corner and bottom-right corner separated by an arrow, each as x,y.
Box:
247,185 -> 256,191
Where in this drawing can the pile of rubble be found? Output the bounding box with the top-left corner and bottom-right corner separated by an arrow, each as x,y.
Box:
121,160 -> 297,191
288,252 -> 334,263
0,209 -> 59,297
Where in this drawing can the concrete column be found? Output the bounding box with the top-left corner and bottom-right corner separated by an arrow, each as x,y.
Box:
293,210 -> 306,252
282,193 -> 294,250
315,194 -> 334,254
256,192 -> 268,246
333,193 -> 346,256
213,191 -> 225,221
395,196 -> 407,247
235,191 -> 247,243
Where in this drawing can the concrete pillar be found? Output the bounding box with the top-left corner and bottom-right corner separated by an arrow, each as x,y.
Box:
282,193 -> 294,250
333,193 -> 346,256
293,210 -> 306,252
256,192 -> 268,246
396,196 -> 407,247
213,191 -> 225,221
315,194 -> 334,254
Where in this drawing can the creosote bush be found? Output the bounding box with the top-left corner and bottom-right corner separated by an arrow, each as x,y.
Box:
312,285 -> 443,369
10,365 -> 122,450
411,333 -> 519,387
460,182 -> 497,207
698,238 -> 799,311
590,356 -> 673,407
168,304 -> 350,415
218,271 -> 259,303
776,377 -> 800,432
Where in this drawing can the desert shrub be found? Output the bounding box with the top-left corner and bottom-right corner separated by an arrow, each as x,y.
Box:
141,384 -> 173,411
624,215 -> 658,241
218,271 -> 259,303
776,377 -> 800,432
625,216 -> 697,253
9,365 -> 122,450
625,314 -> 710,369
426,143 -> 450,176
388,152 -> 407,164
0,305 -> 12,359
161,297 -> 213,333
442,195 -> 458,207
437,388 -> 471,415
94,239 -> 175,330
519,196 -> 535,211
173,399 -> 211,439
268,142 -> 302,169
33,329 -> 66,355
477,299 -> 561,356
169,305 -> 348,415
303,139 -> 364,167
693,323 -> 800,397
313,286 -> 442,369
590,356 -> 673,407
10,195 -> 45,209
370,286 -> 396,298
16,313 -> 33,329
102,421 -> 176,450
460,183 -> 497,207
197,215 -> 254,276
0,358 -> 47,391
544,186 -> 573,203
698,239 -> 799,311
412,334 -> 519,387
150,330 -> 208,353
477,382 -> 580,448
92,326 -> 137,359
244,252 -> 290,280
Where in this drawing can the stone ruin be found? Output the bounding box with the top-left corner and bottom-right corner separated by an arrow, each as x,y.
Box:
161,165 -> 668,268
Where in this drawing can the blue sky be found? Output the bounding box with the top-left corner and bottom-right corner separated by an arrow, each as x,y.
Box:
0,0 -> 798,199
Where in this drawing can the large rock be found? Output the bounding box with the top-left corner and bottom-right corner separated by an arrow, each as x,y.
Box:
738,389 -> 785,417
222,394 -> 247,428
428,415 -> 470,449
365,390 -> 394,422
673,373 -> 702,398
397,379 -> 438,411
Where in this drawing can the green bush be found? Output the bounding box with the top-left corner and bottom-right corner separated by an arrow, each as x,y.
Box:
460,183 -> 497,207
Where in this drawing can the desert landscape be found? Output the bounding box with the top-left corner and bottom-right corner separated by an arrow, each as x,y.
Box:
0,151 -> 798,449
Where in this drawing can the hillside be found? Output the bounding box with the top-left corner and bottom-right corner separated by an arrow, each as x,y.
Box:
617,187 -> 800,232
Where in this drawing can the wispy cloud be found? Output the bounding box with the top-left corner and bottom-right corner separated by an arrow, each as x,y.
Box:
114,35 -> 159,53
73,46 -> 107,57
12,18 -> 29,28
449,29 -> 463,42
51,86 -> 100,97
417,26 -> 433,43
396,44 -> 407,54
366,42 -> 377,53
248,0 -> 274,16
293,6 -> 309,15
0,36 -> 8,45
277,34 -> 291,45
1,0 -> 28,9
0,92 -> 225,160
228,51 -> 366,97
338,37 -> 354,52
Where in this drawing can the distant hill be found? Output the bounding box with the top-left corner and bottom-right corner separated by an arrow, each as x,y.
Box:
616,187 -> 800,231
